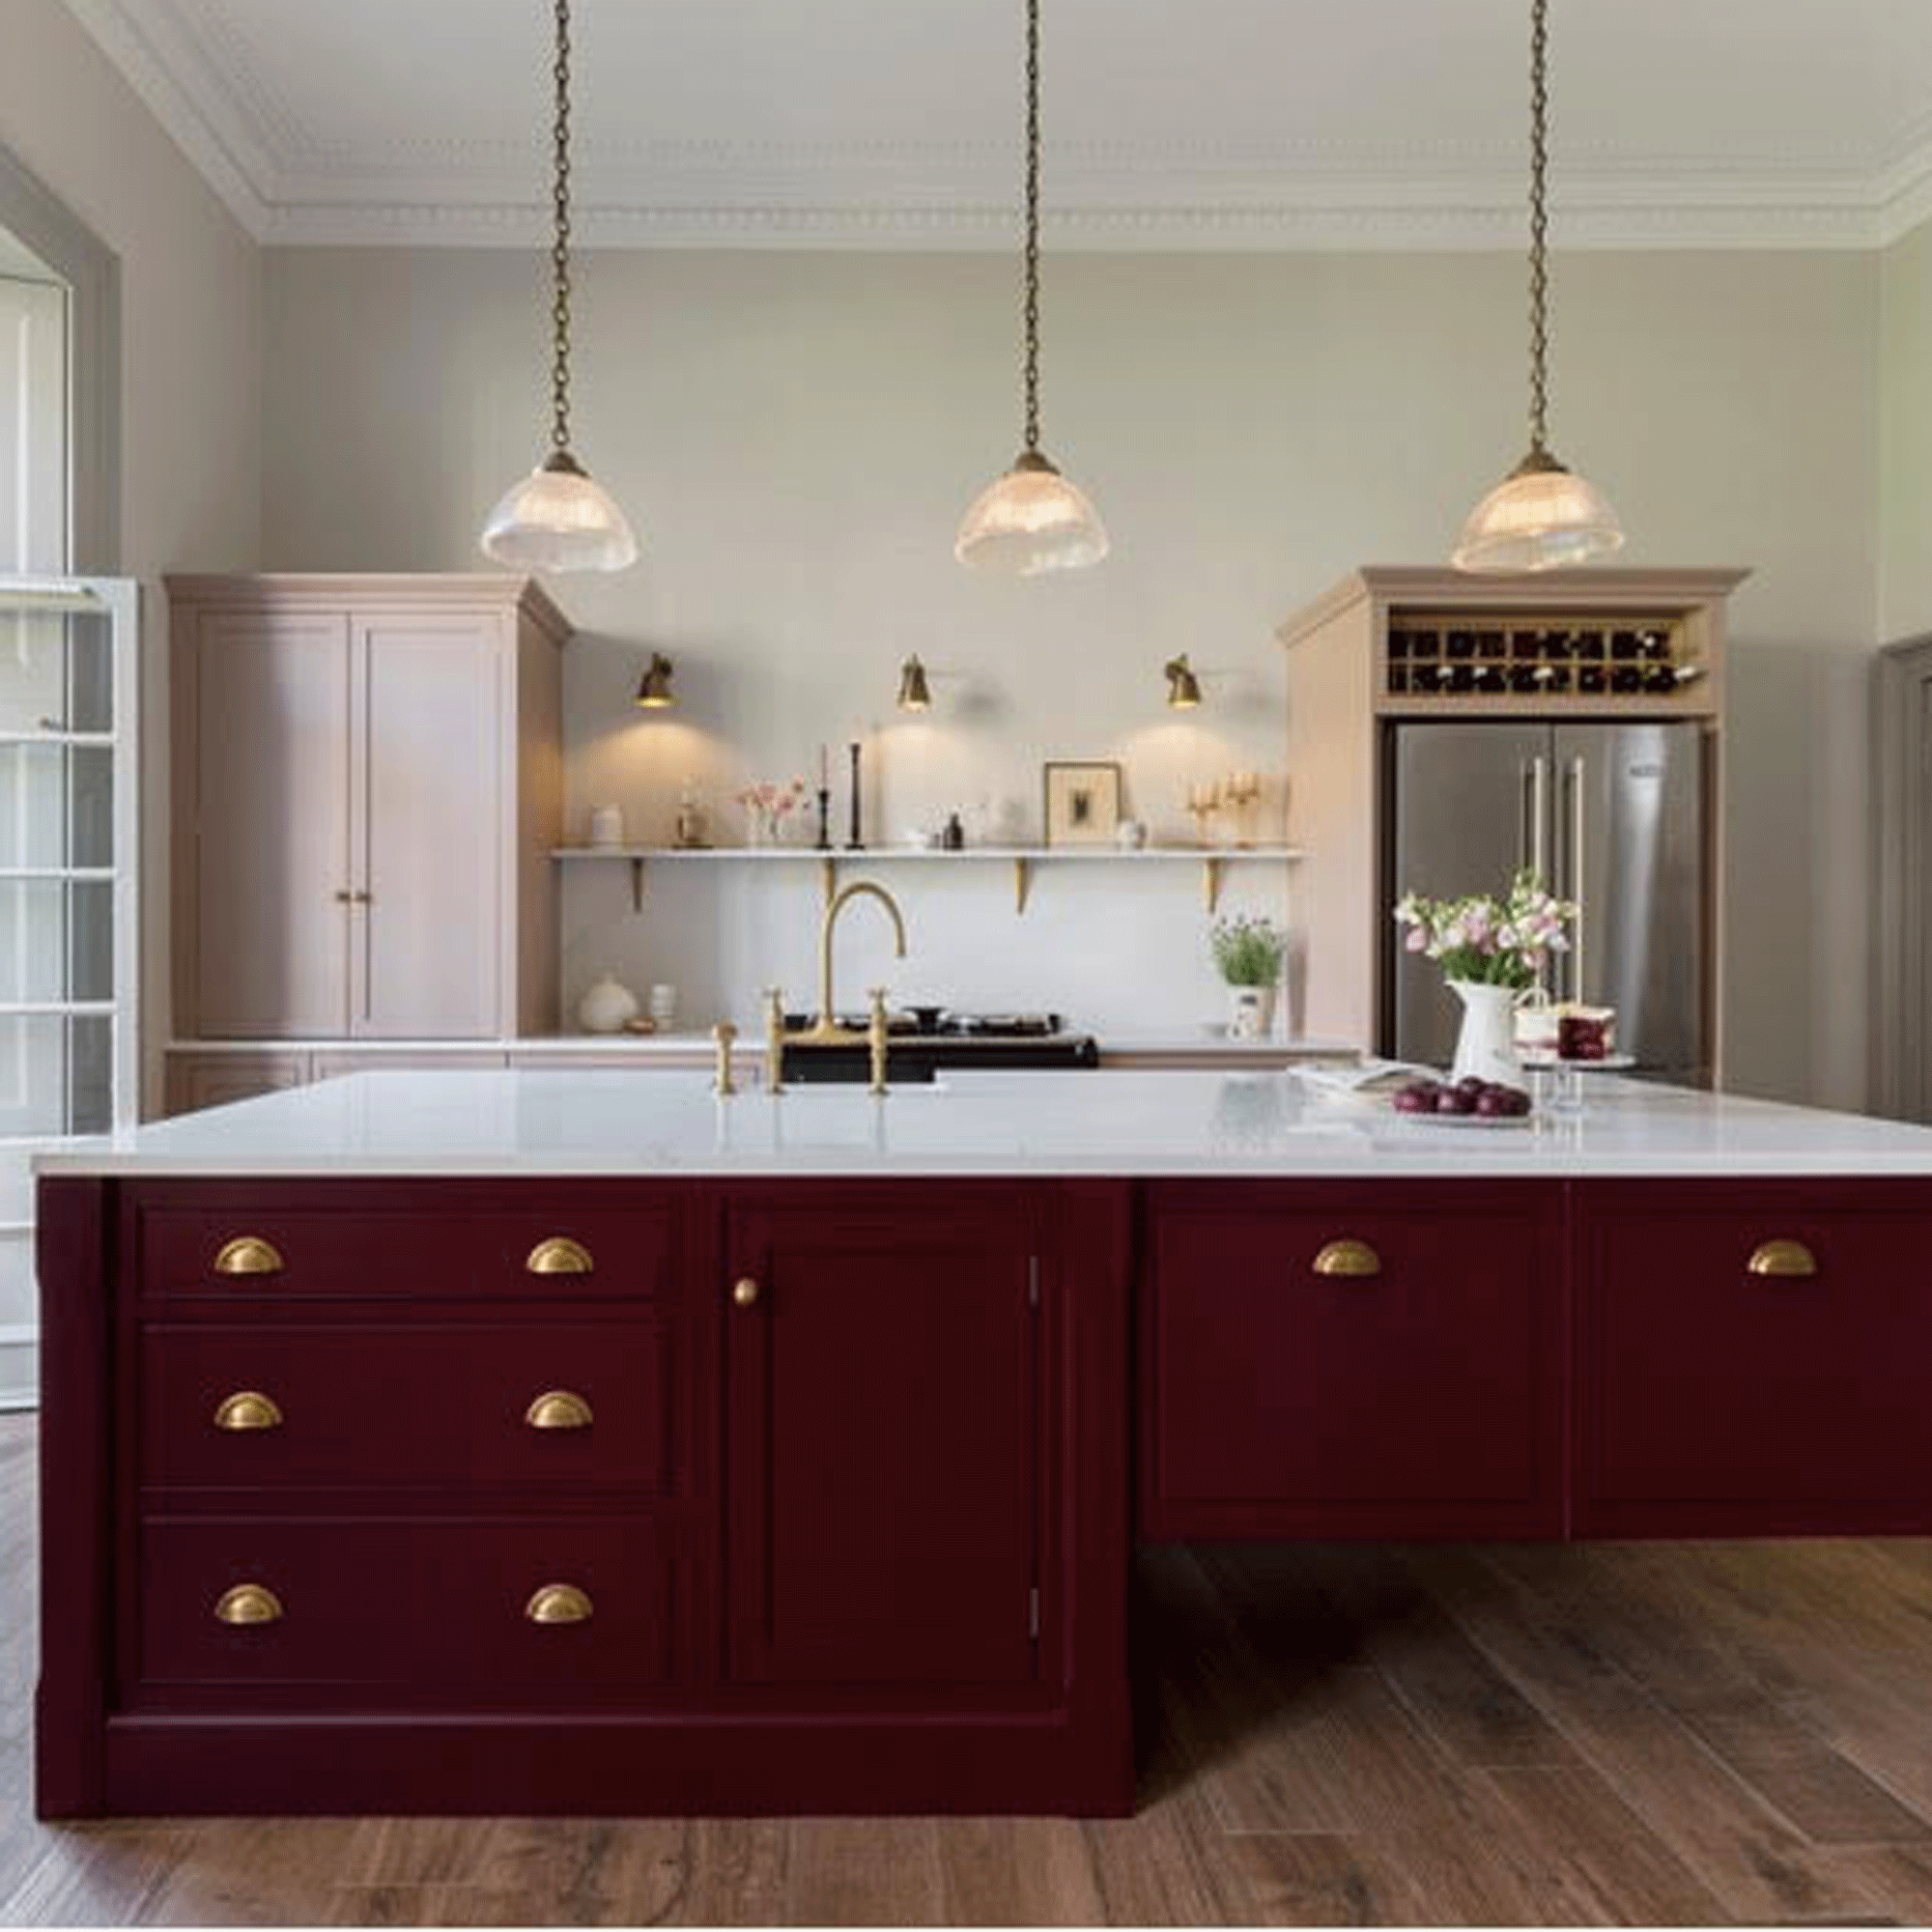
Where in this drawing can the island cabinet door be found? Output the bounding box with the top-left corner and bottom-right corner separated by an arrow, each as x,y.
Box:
1140,1181 -> 1565,1540
723,1190 -> 1042,1688
1577,1181 -> 1932,1536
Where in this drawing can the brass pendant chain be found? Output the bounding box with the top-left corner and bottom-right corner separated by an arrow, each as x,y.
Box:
1020,0 -> 1041,458
550,0 -> 575,460
1525,0 -> 1549,461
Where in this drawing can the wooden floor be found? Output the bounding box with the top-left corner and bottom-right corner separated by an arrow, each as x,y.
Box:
8,1413 -> 1932,1927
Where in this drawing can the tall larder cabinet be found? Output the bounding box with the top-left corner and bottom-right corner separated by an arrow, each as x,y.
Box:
168,576 -> 568,1043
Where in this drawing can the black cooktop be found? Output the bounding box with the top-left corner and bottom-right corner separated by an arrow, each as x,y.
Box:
779,1009 -> 1096,1083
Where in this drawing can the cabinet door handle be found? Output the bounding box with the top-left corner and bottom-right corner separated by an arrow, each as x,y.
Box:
1312,1238 -> 1381,1279
732,1276 -> 761,1307
213,1236 -> 285,1277
525,1582 -> 593,1625
524,1389 -> 593,1430
213,1390 -> 283,1432
525,1236 -> 594,1275
213,1582 -> 283,1626
1747,1237 -> 1818,1279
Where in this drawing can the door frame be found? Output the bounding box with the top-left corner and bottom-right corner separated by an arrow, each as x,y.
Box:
0,141 -> 120,571
1873,635 -> 1932,1120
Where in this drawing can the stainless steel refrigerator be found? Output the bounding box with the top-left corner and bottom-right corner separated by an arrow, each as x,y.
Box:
1383,721 -> 1709,1082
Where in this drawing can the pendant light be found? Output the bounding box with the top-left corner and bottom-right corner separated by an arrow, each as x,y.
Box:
1453,0 -> 1623,574
954,0 -> 1108,577
481,0 -> 638,573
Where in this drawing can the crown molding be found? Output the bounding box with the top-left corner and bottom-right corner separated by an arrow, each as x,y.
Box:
57,0 -> 1932,254
64,0 -> 275,239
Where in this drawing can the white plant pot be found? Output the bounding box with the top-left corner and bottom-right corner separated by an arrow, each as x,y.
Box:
1227,984 -> 1278,1040
1449,980 -> 1522,1086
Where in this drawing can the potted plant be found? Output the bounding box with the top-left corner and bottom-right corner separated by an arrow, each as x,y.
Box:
1210,914 -> 1287,1038
1392,870 -> 1576,1084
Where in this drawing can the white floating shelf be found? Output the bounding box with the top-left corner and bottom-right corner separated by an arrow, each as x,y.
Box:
0,730 -> 115,748
553,843 -> 1304,915
0,867 -> 116,882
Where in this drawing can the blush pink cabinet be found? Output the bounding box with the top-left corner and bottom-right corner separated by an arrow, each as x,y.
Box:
169,577 -> 568,1041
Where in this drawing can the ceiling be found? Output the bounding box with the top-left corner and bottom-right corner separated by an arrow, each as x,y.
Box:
63,0 -> 1932,249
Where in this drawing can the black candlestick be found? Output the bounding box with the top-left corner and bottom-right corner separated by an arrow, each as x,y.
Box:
813,786 -> 832,851
845,741 -> 865,850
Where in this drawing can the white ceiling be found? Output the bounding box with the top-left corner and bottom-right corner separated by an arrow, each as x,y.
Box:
63,0 -> 1932,249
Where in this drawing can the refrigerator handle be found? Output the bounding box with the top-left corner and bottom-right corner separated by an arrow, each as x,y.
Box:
1566,753 -> 1587,1004
1528,755 -> 1549,885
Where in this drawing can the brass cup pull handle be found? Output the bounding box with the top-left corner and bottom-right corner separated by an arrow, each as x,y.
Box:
213,1390 -> 283,1432
525,1582 -> 593,1625
214,1582 -> 283,1626
732,1276 -> 760,1308
1748,1237 -> 1819,1279
1313,1238 -> 1382,1279
525,1236 -> 594,1276
525,1389 -> 593,1431
213,1235 -> 285,1278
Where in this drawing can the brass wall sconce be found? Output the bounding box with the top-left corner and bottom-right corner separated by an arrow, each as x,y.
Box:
636,652 -> 675,709
897,655 -> 932,712
1165,654 -> 1203,709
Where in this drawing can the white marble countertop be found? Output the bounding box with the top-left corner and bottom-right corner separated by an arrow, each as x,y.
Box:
170,1032 -> 1350,1059
42,1067 -> 1932,1179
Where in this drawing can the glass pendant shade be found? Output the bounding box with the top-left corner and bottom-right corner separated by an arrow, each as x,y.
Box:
482,453 -> 639,573
954,453 -> 1110,577
1452,450 -> 1625,574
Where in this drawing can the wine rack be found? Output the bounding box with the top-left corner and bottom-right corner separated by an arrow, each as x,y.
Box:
1382,614 -> 1702,701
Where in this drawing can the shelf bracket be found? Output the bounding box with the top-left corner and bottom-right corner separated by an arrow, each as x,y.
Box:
629,857 -> 646,915
1203,857 -> 1224,915
1013,856 -> 1031,916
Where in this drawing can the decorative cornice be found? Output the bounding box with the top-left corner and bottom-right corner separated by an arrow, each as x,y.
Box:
57,0 -> 1932,254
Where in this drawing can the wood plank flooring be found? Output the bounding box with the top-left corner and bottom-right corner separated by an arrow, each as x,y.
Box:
7,1410 -> 1932,1925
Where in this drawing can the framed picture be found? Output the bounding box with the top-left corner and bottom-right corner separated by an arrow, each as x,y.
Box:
1043,761 -> 1123,847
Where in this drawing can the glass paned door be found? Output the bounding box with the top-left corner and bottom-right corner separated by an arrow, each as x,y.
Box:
0,577 -> 138,1408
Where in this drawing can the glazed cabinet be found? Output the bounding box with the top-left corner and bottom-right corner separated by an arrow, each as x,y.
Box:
0,576 -> 139,1411
168,576 -> 567,1042
1139,1180 -> 1564,1540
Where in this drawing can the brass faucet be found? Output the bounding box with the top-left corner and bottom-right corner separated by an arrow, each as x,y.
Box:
796,879 -> 909,1043
867,987 -> 891,1095
762,986 -> 786,1094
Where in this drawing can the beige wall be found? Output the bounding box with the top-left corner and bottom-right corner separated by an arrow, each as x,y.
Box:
263,245 -> 1878,1106
0,0 -> 263,1107
1881,216 -> 1932,643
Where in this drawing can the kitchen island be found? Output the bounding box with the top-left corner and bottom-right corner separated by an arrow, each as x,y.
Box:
35,1068 -> 1932,1820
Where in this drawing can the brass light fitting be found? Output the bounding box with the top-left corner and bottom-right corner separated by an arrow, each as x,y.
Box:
1165,654 -> 1203,709
636,652 -> 675,709
897,655 -> 932,712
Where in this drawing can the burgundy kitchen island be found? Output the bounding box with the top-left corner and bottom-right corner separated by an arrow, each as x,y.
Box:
34,1067 -> 1932,1818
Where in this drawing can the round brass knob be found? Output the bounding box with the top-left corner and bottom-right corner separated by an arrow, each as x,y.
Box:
525,1236 -> 594,1276
524,1389 -> 593,1431
213,1582 -> 283,1626
213,1236 -> 284,1277
213,1390 -> 283,1432
525,1582 -> 593,1625
1312,1237 -> 1381,1279
732,1277 -> 760,1308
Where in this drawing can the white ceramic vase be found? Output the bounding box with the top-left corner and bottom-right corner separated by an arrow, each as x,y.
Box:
1449,980 -> 1521,1086
1227,984 -> 1278,1040
578,974 -> 639,1036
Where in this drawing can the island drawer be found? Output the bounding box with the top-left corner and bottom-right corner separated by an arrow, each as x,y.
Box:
139,1318 -> 673,1494
132,1196 -> 680,1303
129,1515 -> 679,1691
1139,1182 -> 1564,1539
1577,1182 -> 1932,1533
